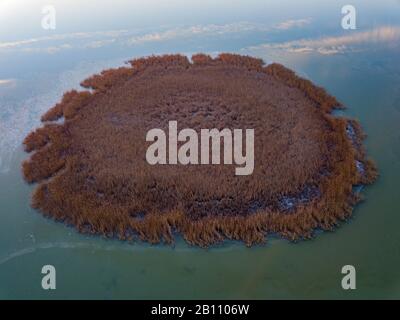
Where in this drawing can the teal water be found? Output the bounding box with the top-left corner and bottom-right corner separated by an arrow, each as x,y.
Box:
0,0 -> 399,299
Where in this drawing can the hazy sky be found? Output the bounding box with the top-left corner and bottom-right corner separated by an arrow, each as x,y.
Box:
1,0 -> 399,42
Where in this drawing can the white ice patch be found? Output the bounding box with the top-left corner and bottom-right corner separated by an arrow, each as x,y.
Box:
0,58 -> 128,174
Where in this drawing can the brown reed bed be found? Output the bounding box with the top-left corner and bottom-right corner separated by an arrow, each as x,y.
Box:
22,53 -> 377,247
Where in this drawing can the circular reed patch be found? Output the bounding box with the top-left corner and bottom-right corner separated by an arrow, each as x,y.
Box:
22,54 -> 377,247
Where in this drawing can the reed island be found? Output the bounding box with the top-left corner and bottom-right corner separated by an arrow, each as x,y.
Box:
22,53 -> 377,247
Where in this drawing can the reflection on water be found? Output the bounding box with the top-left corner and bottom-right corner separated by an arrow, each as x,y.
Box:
0,0 -> 399,299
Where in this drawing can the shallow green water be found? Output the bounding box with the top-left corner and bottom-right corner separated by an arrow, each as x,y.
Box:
0,0 -> 399,299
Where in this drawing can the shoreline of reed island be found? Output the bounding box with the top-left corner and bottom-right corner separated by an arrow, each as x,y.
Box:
21,53 -> 378,247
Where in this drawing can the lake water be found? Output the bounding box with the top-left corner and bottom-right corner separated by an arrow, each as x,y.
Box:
0,0 -> 399,299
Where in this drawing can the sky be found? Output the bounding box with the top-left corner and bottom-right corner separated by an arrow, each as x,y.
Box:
0,0 -> 399,54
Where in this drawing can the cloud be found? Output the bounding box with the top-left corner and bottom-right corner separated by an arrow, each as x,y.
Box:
0,18 -> 313,53
247,25 -> 400,55
0,23 -> 271,50
126,20 -> 312,45
21,44 -> 73,54
274,18 -> 311,30
85,39 -> 116,49
0,30 -> 128,49
0,79 -> 16,87
126,22 -> 271,45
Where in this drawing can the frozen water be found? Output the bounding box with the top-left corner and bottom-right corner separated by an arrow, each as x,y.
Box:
0,58 -> 128,173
